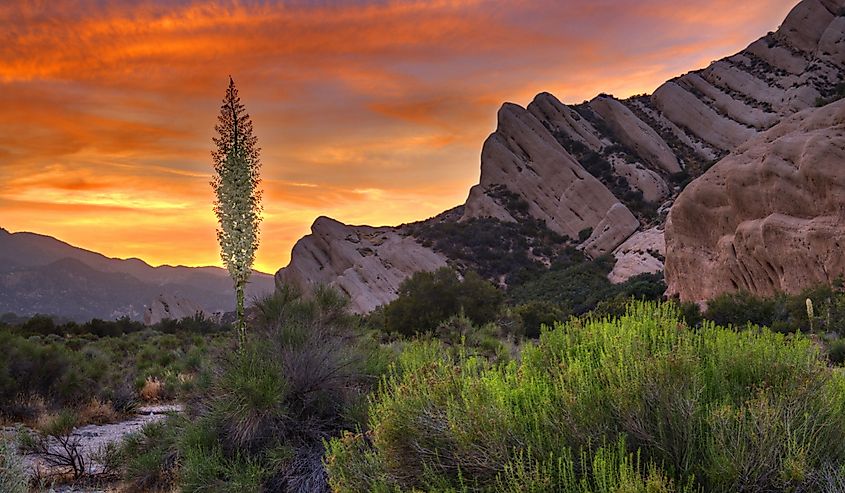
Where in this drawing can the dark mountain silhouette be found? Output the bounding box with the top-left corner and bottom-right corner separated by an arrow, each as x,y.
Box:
0,227 -> 274,321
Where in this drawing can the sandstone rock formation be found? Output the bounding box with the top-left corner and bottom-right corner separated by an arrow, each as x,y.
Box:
463,0 -> 844,261
276,216 -> 448,313
462,102 -> 640,257
144,293 -> 205,325
665,99 -> 845,302
277,0 -> 845,312
609,227 -> 666,284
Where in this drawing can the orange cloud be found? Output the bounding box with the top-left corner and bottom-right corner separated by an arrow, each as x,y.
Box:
0,0 -> 799,273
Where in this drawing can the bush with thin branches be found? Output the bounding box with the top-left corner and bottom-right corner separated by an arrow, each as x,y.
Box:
326,302 -> 845,492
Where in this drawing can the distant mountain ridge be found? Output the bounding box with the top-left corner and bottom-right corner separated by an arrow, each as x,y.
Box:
0,227 -> 275,321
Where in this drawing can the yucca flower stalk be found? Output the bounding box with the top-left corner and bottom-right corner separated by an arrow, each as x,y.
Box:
806,297 -> 814,332
212,77 -> 262,346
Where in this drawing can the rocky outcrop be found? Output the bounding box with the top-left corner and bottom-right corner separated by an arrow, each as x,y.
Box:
609,227 -> 666,284
275,216 -> 448,313
462,102 -> 640,257
277,0 -> 845,312
589,95 -> 681,174
144,293 -> 204,325
462,0 -> 845,259
665,99 -> 845,302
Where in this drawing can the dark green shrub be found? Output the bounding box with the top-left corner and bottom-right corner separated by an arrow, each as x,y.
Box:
704,291 -> 779,328
679,301 -> 703,327
701,286 -> 845,335
578,227 -> 593,242
384,268 -> 503,335
828,339 -> 845,366
509,256 -> 618,314
617,271 -> 666,300
512,301 -> 570,338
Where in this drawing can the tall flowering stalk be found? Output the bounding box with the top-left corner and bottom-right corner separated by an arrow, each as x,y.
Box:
211,77 -> 262,346
806,298 -> 814,332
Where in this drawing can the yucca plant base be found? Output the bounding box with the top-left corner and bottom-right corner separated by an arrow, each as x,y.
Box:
325,303 -> 845,493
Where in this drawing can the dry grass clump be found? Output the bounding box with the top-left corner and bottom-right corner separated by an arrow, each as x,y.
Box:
0,434 -> 29,493
0,395 -> 47,427
34,411 -> 65,434
79,398 -> 119,425
139,377 -> 164,403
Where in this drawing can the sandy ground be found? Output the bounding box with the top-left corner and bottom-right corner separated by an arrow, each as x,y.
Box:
13,404 -> 182,492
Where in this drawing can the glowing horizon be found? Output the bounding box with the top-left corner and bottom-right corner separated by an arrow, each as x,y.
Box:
1,0 -> 798,273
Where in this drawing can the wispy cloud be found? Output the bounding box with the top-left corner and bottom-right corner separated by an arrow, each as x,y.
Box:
0,0 -> 797,272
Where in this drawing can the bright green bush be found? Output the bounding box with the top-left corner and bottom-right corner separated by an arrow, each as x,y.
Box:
326,302 -> 845,492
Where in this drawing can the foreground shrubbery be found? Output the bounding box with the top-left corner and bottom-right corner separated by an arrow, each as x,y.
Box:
0,435 -> 28,493
120,286 -> 391,492
326,302 -> 845,492
0,324 -> 227,423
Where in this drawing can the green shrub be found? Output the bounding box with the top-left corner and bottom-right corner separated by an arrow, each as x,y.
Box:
509,256 -> 618,313
132,286 -> 383,492
384,268 -> 503,335
512,301 -> 570,338
704,291 -> 780,329
0,435 -> 28,493
578,227 -> 593,242
702,286 -> 845,334
0,323 -> 224,420
120,417 -> 183,492
326,302 -> 845,492
828,339 -> 845,366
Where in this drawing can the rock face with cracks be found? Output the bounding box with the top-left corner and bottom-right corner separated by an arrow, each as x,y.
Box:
277,0 -> 845,311
665,99 -> 845,303
275,217 -> 448,313
609,227 -> 666,284
462,102 -> 640,257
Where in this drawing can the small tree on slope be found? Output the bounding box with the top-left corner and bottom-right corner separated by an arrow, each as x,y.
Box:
211,76 -> 262,346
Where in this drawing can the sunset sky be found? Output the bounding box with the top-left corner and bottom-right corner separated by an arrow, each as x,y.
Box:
1,0 -> 798,273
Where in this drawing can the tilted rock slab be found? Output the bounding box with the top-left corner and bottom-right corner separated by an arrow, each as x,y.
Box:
589,95 -> 682,174
275,216 -> 448,313
609,227 -> 666,284
276,0 -> 845,313
462,102 -> 640,257
665,99 -> 845,302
